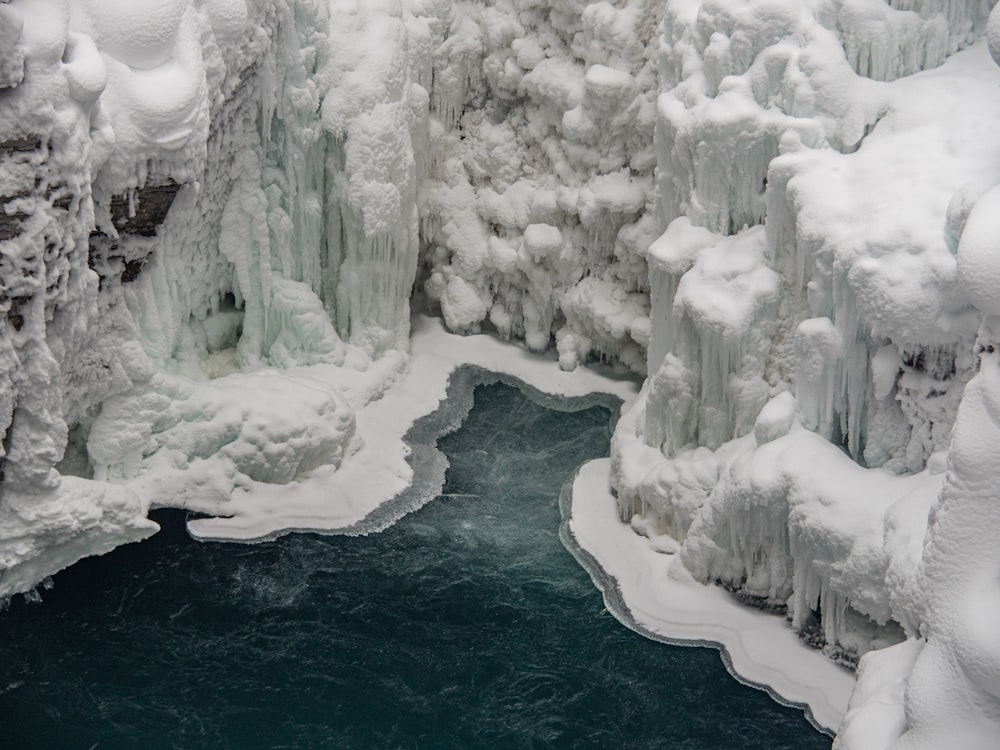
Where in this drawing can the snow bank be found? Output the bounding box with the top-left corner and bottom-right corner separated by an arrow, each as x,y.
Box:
182,314 -> 636,541
568,457 -> 854,732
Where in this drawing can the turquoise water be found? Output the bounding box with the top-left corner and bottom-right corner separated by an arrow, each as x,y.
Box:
0,380 -> 830,749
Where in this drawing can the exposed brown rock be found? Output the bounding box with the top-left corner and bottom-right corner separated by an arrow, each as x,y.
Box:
109,181 -> 182,237
0,136 -> 40,155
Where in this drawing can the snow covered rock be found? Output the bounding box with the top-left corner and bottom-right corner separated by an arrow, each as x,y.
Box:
615,0 -> 1000,697
4,3 -> 1000,748
417,0 -> 661,370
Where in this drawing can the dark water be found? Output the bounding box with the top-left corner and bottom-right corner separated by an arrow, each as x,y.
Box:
0,382 -> 830,750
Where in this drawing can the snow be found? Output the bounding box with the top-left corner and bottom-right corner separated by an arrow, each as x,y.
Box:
955,184 -> 1000,316
183,315 -> 638,541
416,0 -> 660,371
567,457 -> 854,732
0,476 -> 157,599
71,0 -> 188,71
4,0 -> 1000,746
855,250 -> 1000,750
834,639 -> 921,750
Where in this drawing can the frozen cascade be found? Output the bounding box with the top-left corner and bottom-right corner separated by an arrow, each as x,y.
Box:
320,0 -> 436,354
2,0 -> 670,597
4,0 -> 1000,746
417,0 -> 662,372
617,0 -> 1000,692
0,0 -> 438,596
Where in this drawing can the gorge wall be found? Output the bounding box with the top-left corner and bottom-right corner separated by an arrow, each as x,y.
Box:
2,0 -> 1000,746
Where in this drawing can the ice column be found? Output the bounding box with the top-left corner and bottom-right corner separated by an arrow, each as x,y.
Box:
874,167 -> 1000,749
320,2 -> 434,356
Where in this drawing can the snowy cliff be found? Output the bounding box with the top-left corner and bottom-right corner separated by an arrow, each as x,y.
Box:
607,0 -> 1000,745
0,0 -> 669,596
615,0 -> 999,665
3,0 -> 1000,745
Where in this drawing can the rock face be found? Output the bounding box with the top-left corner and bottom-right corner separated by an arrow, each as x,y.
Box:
87,182 -> 182,287
107,182 -> 182,238
0,136 -> 43,242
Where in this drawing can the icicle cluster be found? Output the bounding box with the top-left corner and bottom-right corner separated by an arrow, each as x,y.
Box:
615,0 -> 998,674
417,0 -> 662,374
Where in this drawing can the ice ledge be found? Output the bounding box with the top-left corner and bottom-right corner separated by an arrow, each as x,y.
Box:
185,314 -> 640,542
564,457 -> 854,733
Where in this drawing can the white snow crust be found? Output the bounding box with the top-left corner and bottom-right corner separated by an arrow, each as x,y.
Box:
4,0 -> 1000,746
567,457 -> 855,732
183,314 -> 637,542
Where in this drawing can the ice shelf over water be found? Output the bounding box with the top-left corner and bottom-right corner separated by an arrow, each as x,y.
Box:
5,0 -> 1000,746
566,457 -> 855,732
184,314 -> 638,541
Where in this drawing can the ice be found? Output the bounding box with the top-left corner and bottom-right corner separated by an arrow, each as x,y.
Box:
87,364 -> 360,511
836,320 -> 1000,749
183,315 -> 638,542
645,225 -> 778,450
0,475 -> 157,600
615,1 -> 1000,740
4,0 -> 1000,745
567,457 -> 855,732
559,276 -> 649,373
415,0 -> 661,372
838,168 -> 1000,749
754,391 -> 796,446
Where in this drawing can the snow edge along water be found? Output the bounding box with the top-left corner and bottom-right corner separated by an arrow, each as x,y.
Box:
184,314 -> 640,543
190,312 -> 848,737
563,459 -> 855,735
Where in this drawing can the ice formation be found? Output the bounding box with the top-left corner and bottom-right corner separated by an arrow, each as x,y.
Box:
0,0 -> 664,598
3,0 -> 1000,745
609,0 -> 1000,743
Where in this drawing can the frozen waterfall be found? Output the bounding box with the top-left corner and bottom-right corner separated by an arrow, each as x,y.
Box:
3,0 -> 1000,746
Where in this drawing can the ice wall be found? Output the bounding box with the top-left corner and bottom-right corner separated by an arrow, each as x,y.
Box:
0,0 -> 667,599
0,0 -> 438,598
615,0 -> 1000,680
417,0 -> 660,373
4,1 -> 1000,745
0,0 -> 161,598
835,320 -> 1000,748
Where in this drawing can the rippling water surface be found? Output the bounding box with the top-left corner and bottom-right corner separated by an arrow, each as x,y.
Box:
0,381 -> 830,749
